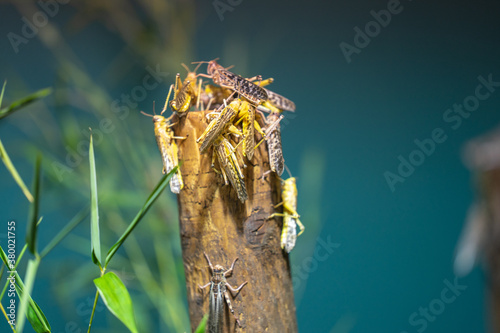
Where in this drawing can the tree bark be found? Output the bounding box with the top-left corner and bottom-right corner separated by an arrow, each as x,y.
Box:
174,111 -> 298,332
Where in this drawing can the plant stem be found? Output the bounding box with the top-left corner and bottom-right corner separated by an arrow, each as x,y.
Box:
87,290 -> 100,333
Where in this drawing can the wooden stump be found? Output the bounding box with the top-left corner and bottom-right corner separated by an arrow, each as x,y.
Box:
174,111 -> 298,332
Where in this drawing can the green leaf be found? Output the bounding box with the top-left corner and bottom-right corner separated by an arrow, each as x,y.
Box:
26,154 -> 42,255
0,136 -> 34,202
10,270 -> 51,333
40,206 -> 89,259
16,259 -> 49,333
89,134 -> 101,267
0,87 -> 52,120
104,167 -> 177,268
94,272 -> 138,333
14,282 -> 51,333
194,314 -> 208,333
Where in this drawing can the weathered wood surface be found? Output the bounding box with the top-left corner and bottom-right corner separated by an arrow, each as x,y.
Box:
174,111 -> 298,332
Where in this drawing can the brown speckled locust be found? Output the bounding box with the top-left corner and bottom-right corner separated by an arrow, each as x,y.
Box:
199,252 -> 248,332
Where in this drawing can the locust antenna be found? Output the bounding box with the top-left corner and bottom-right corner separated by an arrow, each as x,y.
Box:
284,164 -> 293,178
140,101 -> 156,117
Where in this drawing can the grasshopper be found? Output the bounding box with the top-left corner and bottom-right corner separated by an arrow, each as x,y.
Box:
163,73 -> 195,116
194,59 -> 268,105
265,88 -> 296,112
212,135 -> 248,203
256,78 -> 296,113
141,107 -> 186,194
199,252 -> 248,332
262,110 -> 285,176
202,84 -> 233,109
180,63 -> 204,110
233,100 -> 267,160
268,177 -> 305,253
197,97 -> 241,154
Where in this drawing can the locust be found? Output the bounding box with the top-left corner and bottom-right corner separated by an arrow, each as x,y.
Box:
262,110 -> 285,176
233,100 -> 267,160
194,59 -> 268,105
255,77 -> 296,113
197,97 -> 241,154
265,88 -> 296,112
202,84 -> 233,109
212,135 -> 248,203
199,252 -> 248,332
141,107 -> 186,194
162,73 -> 195,116
180,63 -> 204,110
268,177 -> 305,253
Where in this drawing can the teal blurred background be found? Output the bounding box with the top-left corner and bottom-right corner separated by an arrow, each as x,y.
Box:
1,0 -> 499,332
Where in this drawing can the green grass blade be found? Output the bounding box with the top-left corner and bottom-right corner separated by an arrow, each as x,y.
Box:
0,81 -> 6,106
194,314 -> 208,333
17,258 -> 42,333
103,167 -> 177,268
0,87 -> 52,120
94,272 -> 138,333
12,270 -> 51,333
0,137 -> 33,202
89,134 -> 101,268
26,154 -> 42,255
40,206 -> 89,259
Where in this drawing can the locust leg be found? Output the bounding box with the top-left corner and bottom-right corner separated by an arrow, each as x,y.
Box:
296,218 -> 305,236
161,84 -> 174,115
260,170 -> 272,180
226,281 -> 248,295
211,150 -> 223,176
268,212 -> 287,220
246,75 -> 263,83
255,77 -> 274,87
199,282 -> 211,290
282,202 -> 300,219
264,114 -> 284,136
223,290 -> 243,327
196,78 -> 202,110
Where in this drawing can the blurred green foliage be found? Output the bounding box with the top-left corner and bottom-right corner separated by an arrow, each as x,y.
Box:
1,0 -> 197,331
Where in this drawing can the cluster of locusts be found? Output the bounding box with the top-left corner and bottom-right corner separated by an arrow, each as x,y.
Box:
143,59 -> 303,330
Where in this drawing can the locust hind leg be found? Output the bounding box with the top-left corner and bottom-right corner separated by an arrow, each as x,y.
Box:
224,290 -> 243,327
